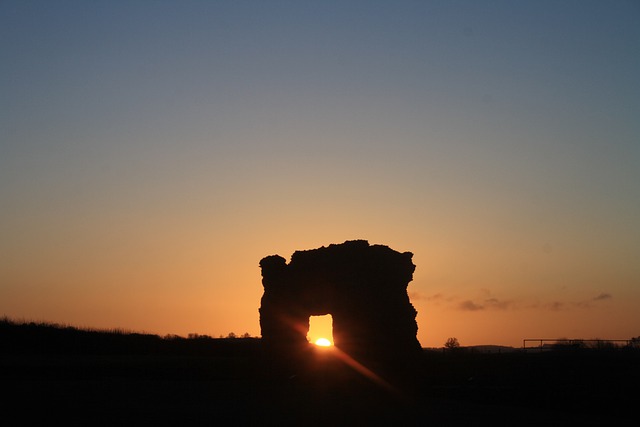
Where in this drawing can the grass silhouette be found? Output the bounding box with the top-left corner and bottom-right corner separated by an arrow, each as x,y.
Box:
1,317 -> 637,425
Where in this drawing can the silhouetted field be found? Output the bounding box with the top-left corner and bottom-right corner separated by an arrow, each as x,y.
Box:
1,319 -> 637,426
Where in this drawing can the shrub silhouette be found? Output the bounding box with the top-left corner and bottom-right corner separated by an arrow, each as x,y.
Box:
444,337 -> 460,349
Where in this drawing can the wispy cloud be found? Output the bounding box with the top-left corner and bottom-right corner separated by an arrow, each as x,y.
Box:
413,292 -> 459,306
542,293 -> 613,310
547,301 -> 565,311
484,298 -> 512,310
458,298 -> 512,311
593,293 -> 612,301
459,300 -> 484,311
572,292 -> 614,309
419,289 -> 613,312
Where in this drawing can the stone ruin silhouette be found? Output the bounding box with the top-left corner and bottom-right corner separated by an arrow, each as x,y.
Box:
259,240 -> 421,371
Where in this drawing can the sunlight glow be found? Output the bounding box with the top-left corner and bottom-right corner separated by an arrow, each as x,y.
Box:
307,314 -> 334,345
315,337 -> 332,347
329,345 -> 399,395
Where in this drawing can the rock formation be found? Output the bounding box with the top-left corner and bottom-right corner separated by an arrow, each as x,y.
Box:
259,240 -> 420,372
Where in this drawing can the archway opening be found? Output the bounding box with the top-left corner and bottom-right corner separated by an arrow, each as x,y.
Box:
307,314 -> 334,346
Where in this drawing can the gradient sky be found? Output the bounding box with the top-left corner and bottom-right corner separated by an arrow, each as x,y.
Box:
2,1 -> 639,347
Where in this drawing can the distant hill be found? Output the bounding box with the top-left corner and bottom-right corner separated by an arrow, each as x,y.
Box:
466,345 -> 517,353
423,345 -> 518,353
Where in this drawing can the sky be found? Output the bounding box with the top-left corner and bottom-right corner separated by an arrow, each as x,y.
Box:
1,0 -> 639,347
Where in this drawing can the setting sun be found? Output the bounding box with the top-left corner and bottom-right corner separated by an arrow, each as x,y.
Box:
315,338 -> 332,347
307,314 -> 334,346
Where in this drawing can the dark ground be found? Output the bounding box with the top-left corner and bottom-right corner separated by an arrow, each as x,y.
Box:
1,322 -> 637,426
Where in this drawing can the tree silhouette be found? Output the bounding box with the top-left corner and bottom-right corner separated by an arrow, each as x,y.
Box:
444,337 -> 460,349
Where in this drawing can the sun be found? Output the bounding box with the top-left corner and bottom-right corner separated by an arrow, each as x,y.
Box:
314,337 -> 332,347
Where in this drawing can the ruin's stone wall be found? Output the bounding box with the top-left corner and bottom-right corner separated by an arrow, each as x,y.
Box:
259,240 -> 420,367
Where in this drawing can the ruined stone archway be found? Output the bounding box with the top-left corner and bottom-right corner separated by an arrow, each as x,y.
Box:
259,240 -> 420,366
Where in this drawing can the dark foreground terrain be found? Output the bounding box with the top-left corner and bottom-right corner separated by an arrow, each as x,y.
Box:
2,321 -> 637,426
